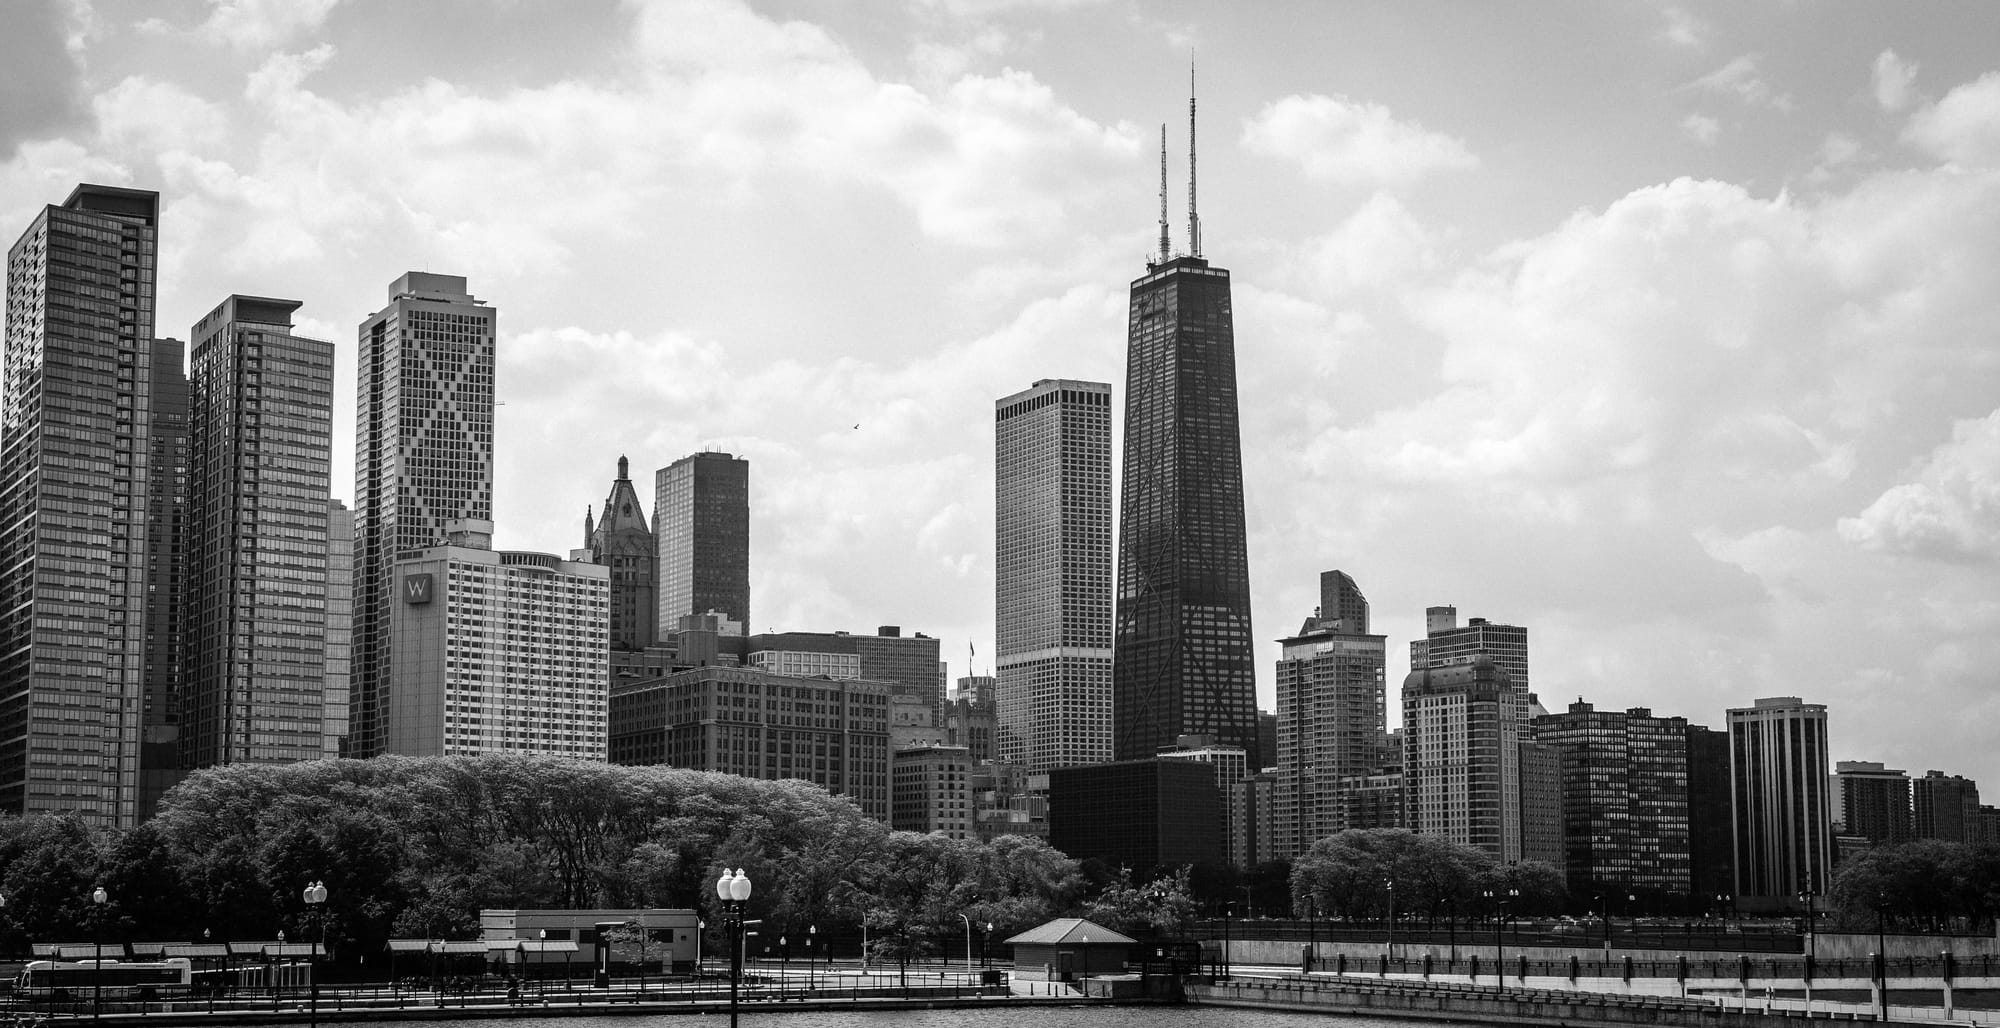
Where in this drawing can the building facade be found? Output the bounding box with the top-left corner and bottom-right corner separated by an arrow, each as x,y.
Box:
386,521 -> 609,760
1913,770 -> 1980,844
994,378 -> 1113,773
1401,656 -> 1527,861
892,744 -> 972,838
351,272 -> 496,757
584,456 -> 657,652
1112,251 -> 1258,767
1532,701 -> 1691,903
1273,592 -> 1386,859
139,336 -> 190,819
1832,761 -> 1911,845
1048,758 -> 1224,871
1411,609 -> 1530,696
0,184 -> 164,824
1727,696 -> 1833,911
654,451 -> 749,631
184,295 -> 335,769
607,665 -> 889,821
324,499 -> 353,758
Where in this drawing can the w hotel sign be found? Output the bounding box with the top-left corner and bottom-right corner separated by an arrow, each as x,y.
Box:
403,573 -> 436,604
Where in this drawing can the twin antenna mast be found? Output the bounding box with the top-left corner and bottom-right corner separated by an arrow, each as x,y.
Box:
1155,58 -> 1203,265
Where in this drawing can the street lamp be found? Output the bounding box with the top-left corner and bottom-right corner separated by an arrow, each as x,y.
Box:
1384,880 -> 1396,964
805,925 -> 815,988
303,880 -> 328,1028
982,922 -> 993,969
276,930 -> 287,1011
1482,887 -> 1519,991
957,913 -> 973,971
716,869 -> 753,1028
1796,888 -> 1817,961
1875,892 -> 1889,1023
91,885 -> 108,1022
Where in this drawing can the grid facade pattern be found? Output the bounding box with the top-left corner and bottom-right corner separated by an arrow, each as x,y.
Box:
1727,697 -> 1833,906
1274,615 -> 1386,859
1047,758 -> 1224,870
387,548 -> 608,760
351,274 -> 495,757
1412,619 -> 1529,695
892,744 -> 971,838
1834,762 -> 1911,844
324,500 -> 352,758
1914,771 -> 1979,843
138,336 -> 189,819
0,185 -> 160,825
654,452 -> 749,629
585,457 -> 657,652
1533,701 -> 1691,899
995,379 -> 1112,772
185,296 -> 334,769
1402,658 -> 1524,861
1113,257 -> 1257,767
607,666 -> 889,821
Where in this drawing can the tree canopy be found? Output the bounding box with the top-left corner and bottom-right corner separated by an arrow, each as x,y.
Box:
1290,829 -> 1568,921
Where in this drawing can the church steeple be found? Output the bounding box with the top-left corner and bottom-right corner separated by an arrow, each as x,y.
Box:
586,455 -> 658,651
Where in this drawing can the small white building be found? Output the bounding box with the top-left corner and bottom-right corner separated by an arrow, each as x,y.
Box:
480,908 -> 700,974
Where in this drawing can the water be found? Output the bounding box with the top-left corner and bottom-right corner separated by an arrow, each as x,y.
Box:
318,1007 -> 1444,1028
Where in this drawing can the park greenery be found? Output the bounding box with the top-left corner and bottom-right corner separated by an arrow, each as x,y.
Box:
0,754 -> 1194,962
1290,828 -> 1568,925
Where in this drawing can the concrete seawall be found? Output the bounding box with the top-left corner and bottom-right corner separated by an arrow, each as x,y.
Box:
1190,976 -> 1857,1027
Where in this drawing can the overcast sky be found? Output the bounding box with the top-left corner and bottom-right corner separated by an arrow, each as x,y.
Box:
6,0 -> 2000,783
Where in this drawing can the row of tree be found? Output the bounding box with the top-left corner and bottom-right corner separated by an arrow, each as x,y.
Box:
1290,829 -> 1568,924
0,755 -> 1199,961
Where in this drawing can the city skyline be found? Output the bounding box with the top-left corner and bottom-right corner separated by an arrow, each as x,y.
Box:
3,2 -> 2000,784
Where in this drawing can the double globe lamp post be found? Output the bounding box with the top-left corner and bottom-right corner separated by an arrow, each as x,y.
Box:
303,880 -> 329,1028
715,869 -> 754,1028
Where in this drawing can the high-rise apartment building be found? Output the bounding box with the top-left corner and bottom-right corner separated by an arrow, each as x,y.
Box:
1833,761 -> 1911,845
0,184 -> 163,825
654,451 -> 749,631
386,520 -> 608,760
1411,608 -> 1530,695
1112,153 -> 1257,766
893,743 -> 972,838
324,499 -> 353,758
1402,656 -> 1527,861
1913,770 -> 1980,844
351,273 -> 495,757
1273,583 -> 1386,859
1727,696 -> 1833,910
994,378 -> 1113,773
184,296 -> 335,769
1685,724 -> 1734,908
584,456 -> 657,651
139,336 -> 190,819
1532,700 -> 1691,902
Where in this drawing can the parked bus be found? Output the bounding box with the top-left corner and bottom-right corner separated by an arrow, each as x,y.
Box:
15,958 -> 193,1000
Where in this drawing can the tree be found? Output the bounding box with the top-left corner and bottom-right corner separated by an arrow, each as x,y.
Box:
1078,865 -> 1198,937
1291,829 -> 1501,922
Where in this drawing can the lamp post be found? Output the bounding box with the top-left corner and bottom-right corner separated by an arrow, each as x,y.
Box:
91,884 -> 108,1022
1482,887 -> 1519,991
303,880 -> 328,1028
982,922 -> 993,969
1875,893 -> 1889,1023
276,930 -> 286,1011
957,913 -> 973,971
805,925 -> 815,988
1796,888 -> 1817,961
1384,880 -> 1396,964
716,869 -> 753,1028
1306,896 -> 1317,974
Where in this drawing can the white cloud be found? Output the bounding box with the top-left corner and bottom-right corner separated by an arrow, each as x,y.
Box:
1305,192 -> 1438,292
92,77 -> 227,152
1839,410 -> 2000,560
1660,7 -> 1708,50
1683,54 -> 1793,112
1872,50 -> 1919,112
1681,113 -> 1720,146
1906,72 -> 2000,168
1242,93 -> 1477,186
195,0 -> 341,50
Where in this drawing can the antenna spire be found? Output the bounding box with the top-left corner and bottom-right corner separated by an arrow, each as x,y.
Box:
1157,124 -> 1171,263
1187,55 -> 1202,259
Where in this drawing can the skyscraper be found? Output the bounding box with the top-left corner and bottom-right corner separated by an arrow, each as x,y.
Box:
185,295 -> 336,768
324,499 -> 353,758
584,455 -> 657,651
1411,608 -> 1530,695
1273,576 -> 1386,858
139,336 -> 190,819
1727,696 -> 1833,910
351,272 -> 496,757
1113,91 -> 1258,767
655,451 -> 749,631
0,184 -> 162,825
995,378 -> 1113,772
1402,656 -> 1527,861
1913,770 -> 1980,844
1532,700 -> 1692,903
1833,761 -> 1911,845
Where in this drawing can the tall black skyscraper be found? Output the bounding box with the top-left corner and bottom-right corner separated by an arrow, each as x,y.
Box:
1112,88 -> 1258,767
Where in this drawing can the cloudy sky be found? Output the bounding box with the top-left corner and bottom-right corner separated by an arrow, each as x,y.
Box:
6,0 -> 2000,782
